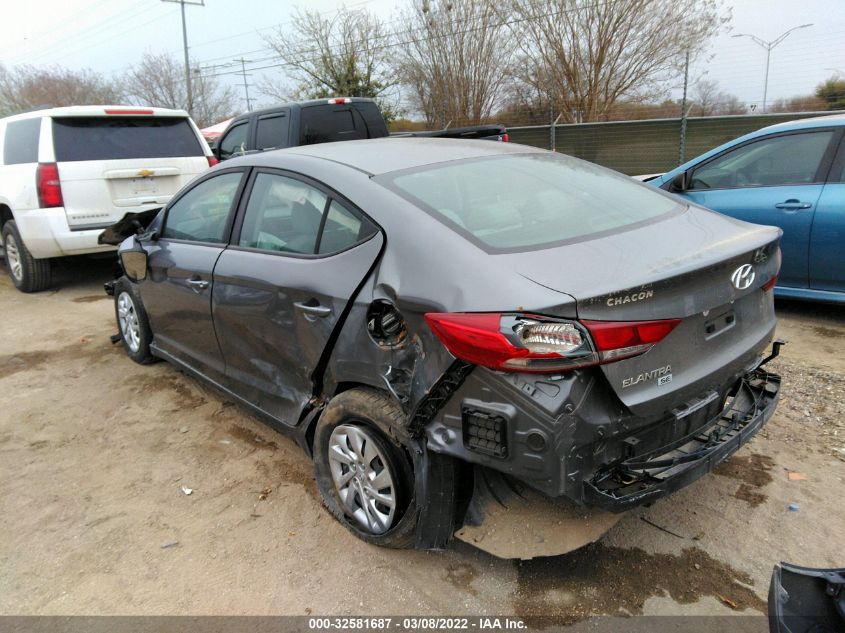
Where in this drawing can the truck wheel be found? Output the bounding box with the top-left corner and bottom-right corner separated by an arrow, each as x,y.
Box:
114,277 -> 155,364
313,388 -> 418,548
2,220 -> 52,292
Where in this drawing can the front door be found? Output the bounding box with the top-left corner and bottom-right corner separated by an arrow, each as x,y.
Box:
141,169 -> 245,378
680,129 -> 840,289
212,169 -> 382,426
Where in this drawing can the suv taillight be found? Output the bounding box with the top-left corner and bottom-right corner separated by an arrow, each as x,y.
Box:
425,312 -> 680,373
207,155 -> 219,167
36,163 -> 63,208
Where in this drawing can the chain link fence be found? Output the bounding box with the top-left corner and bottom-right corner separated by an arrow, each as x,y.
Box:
507,111 -> 843,175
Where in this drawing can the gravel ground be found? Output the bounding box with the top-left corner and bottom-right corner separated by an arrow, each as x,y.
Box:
1,257 -> 843,621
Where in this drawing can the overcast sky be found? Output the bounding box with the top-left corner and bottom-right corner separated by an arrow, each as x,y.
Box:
1,0 -> 844,117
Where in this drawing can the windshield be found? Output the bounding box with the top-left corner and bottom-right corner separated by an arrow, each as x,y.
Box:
383,153 -> 683,252
52,117 -> 203,161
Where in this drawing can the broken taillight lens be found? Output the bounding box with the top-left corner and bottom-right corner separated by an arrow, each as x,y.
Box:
424,313 -> 680,373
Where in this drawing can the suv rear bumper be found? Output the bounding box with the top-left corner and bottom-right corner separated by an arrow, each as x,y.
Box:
13,207 -> 116,258
583,362 -> 781,512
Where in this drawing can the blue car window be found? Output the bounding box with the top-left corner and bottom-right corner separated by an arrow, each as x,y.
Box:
690,131 -> 835,190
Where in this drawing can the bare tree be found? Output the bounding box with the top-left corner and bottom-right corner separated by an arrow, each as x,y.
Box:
692,78 -> 746,116
124,53 -> 238,128
260,7 -> 399,120
506,0 -> 729,123
394,0 -> 515,128
0,64 -> 124,117
769,94 -> 827,113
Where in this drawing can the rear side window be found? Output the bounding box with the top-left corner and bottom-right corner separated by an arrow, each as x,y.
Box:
52,117 -> 203,162
162,172 -> 242,243
383,153 -> 681,252
256,114 -> 289,150
3,118 -> 41,165
239,173 -> 329,254
299,106 -> 368,145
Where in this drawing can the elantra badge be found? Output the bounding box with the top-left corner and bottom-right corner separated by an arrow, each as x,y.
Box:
731,264 -> 755,290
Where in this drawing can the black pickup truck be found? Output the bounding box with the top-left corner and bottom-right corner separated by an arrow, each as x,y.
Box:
213,97 -> 508,161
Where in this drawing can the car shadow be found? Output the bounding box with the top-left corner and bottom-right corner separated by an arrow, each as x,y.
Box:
775,298 -> 845,325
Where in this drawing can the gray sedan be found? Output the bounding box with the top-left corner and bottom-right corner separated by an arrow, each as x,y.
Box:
107,138 -> 783,557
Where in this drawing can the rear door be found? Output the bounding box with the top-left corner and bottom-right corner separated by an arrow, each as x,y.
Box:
141,169 -> 246,379
52,113 -> 209,229
679,129 -> 840,289
212,169 -> 382,426
809,136 -> 845,292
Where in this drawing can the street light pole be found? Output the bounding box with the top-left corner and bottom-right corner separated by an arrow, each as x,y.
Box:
733,24 -> 812,113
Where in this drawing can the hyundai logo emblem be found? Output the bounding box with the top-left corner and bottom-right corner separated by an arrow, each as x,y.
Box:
731,264 -> 755,290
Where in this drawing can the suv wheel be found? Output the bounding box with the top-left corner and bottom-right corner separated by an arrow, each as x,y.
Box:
314,388 -> 418,548
2,220 -> 52,292
114,277 -> 155,364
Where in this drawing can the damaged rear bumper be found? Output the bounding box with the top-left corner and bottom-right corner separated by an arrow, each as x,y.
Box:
584,362 -> 781,512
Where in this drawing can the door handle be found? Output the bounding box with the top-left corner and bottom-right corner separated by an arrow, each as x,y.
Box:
774,199 -> 812,210
294,301 -> 332,317
186,278 -> 209,291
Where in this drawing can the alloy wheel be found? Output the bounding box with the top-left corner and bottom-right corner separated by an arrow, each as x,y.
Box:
328,424 -> 397,534
5,233 -> 22,282
117,292 -> 141,353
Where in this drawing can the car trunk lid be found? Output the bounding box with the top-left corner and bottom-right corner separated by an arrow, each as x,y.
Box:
514,207 -> 782,416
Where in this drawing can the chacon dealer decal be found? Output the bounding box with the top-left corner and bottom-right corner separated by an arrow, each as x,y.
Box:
622,365 -> 672,388
606,288 -> 654,307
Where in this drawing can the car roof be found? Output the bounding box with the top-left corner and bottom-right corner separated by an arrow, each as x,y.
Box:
754,112 -> 845,135
0,105 -> 189,123
262,137 -> 542,176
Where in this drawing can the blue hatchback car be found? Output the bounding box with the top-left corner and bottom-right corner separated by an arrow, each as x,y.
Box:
652,114 -> 845,303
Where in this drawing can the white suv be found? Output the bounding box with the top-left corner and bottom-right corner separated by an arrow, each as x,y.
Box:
0,106 -> 217,292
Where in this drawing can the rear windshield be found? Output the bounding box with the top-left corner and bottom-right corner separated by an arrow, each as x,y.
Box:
52,117 -> 203,162
299,103 -> 388,145
382,153 -> 683,252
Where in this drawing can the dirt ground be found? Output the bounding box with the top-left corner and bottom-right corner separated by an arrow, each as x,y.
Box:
1,257 -> 843,620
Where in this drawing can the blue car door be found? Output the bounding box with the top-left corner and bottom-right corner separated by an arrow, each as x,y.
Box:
678,129 -> 840,289
809,138 -> 845,293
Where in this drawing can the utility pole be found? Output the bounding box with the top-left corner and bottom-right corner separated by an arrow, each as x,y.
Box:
235,58 -> 254,111
733,24 -> 812,113
679,51 -> 690,165
161,0 -> 205,117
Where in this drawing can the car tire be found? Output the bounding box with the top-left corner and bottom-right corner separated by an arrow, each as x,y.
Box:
314,388 -> 418,548
2,220 -> 52,292
114,277 -> 155,364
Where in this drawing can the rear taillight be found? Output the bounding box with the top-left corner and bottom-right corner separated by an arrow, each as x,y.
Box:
207,155 -> 219,167
581,319 -> 681,362
424,313 -> 680,373
762,248 -> 782,292
502,133 -> 509,142
36,163 -> 63,208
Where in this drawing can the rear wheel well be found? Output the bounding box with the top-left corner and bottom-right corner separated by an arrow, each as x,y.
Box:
0,205 -> 13,230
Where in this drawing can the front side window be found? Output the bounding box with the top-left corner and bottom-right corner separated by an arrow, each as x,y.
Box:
218,123 -> 248,160
690,131 -> 836,190
162,172 -> 242,243
383,153 -> 681,252
3,118 -> 41,165
239,173 -> 329,254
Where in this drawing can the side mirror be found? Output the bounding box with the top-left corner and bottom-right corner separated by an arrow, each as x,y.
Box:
669,171 -> 689,192
119,236 -> 149,283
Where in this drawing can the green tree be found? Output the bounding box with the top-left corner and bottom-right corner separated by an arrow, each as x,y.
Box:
815,75 -> 845,110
